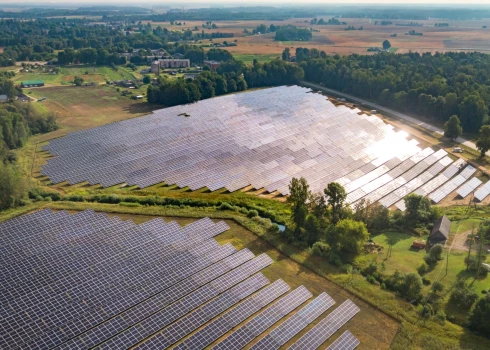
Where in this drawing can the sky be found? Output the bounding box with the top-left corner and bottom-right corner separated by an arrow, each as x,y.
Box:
1,0 -> 490,5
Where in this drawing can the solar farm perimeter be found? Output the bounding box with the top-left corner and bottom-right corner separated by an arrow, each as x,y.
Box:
41,85 -> 490,208
0,209 -> 363,350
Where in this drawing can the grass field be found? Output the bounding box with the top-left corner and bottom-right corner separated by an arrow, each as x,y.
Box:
232,53 -> 280,64
12,65 -> 140,87
26,85 -> 157,141
153,18 -> 490,56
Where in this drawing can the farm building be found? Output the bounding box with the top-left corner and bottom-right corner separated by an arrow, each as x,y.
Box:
21,80 -> 44,88
203,60 -> 221,71
151,59 -> 190,73
0,94 -> 7,103
429,215 -> 451,245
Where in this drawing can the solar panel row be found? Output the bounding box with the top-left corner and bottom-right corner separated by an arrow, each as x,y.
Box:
41,86 -> 417,196
0,209 -> 361,350
326,331 -> 360,350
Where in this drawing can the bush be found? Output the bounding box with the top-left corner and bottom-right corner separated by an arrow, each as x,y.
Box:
422,277 -> 431,286
449,281 -> 479,310
29,187 -> 61,201
311,241 -> 329,257
267,224 -> 280,234
418,262 -> 429,275
218,202 -> 234,211
247,209 -> 258,218
35,195 -> 43,201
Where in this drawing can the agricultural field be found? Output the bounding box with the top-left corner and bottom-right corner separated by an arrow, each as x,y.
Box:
154,17 -> 490,58
11,65 -> 141,87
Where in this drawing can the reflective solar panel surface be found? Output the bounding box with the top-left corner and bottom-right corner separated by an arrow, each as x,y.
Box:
41,85 -> 419,195
0,209 -> 361,349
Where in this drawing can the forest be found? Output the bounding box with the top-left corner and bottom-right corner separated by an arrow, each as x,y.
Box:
274,27 -> 312,42
147,59 -> 304,106
297,50 -> 490,132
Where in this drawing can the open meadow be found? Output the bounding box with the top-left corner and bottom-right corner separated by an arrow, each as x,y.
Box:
26,85 -> 156,141
11,65 -> 141,87
154,17 -> 490,59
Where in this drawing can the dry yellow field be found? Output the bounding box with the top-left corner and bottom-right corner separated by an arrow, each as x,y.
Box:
153,18 -> 490,56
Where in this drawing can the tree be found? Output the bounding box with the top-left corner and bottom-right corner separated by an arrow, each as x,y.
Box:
324,182 -> 347,225
382,40 -> 391,50
449,281 -> 479,310
0,163 -> 26,210
444,115 -> 462,140
332,218 -> 369,255
287,177 -> 310,233
459,94 -> 488,133
142,76 -> 151,84
73,76 -> 84,86
404,194 -> 438,228
424,244 -> 444,266
400,273 -> 423,301
282,48 -> 291,61
469,294 -> 490,337
476,125 -> 490,157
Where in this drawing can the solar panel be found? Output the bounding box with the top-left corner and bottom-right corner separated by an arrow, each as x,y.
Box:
456,177 -> 482,199
41,86 -> 418,196
288,299 -> 360,350
212,286 -> 312,350
0,210 -> 362,350
326,330 -> 360,350
250,292 -> 335,349
475,180 -> 490,201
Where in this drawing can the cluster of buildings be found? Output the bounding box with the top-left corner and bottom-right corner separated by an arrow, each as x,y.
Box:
150,58 -> 222,74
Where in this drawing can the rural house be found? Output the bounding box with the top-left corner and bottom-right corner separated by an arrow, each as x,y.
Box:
429,215 -> 451,245
203,60 -> 221,71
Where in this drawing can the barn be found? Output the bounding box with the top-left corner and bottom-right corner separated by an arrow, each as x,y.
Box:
429,215 -> 451,245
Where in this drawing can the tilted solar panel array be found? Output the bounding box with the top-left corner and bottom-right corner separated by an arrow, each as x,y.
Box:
456,177 -> 482,199
378,155 -> 453,208
475,180 -> 490,201
326,331 -> 360,350
0,209 -> 361,349
395,158 -> 466,211
428,165 -> 476,203
41,85 -> 417,195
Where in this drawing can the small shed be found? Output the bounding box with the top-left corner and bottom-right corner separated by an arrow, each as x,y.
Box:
429,215 -> 451,245
0,94 -> 7,103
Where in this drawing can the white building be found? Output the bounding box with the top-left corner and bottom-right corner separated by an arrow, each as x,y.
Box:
151,59 -> 190,73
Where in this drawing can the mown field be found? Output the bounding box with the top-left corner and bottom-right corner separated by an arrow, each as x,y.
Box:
12,65 -> 141,87
26,85 -> 157,141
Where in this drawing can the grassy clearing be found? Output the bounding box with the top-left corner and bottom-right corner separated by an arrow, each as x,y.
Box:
232,53 -> 280,64
13,65 -> 139,86
25,85 -> 157,141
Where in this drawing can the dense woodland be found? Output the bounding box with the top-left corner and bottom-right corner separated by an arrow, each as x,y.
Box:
297,50 -> 490,132
147,59 -> 304,106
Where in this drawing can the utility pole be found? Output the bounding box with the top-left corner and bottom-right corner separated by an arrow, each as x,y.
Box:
466,225 -> 474,272
446,251 -> 449,276
476,233 -> 485,278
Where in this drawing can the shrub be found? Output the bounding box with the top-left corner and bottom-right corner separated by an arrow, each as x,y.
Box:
418,262 -> 429,275
267,224 -> 280,234
449,281 -> 479,310
119,202 -> 142,207
247,209 -> 258,218
35,195 -> 43,202
311,241 -> 329,257
422,277 -> 431,286
218,202 -> 234,211
29,187 -> 61,201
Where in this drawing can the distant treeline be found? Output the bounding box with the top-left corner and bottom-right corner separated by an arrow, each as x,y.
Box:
297,50 -> 490,132
148,59 -> 303,107
275,26 -> 312,41
0,19 -> 236,66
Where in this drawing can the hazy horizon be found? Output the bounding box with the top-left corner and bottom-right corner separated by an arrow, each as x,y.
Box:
1,1 -> 490,6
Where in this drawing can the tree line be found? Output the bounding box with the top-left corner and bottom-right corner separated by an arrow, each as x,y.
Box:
147,59 -> 304,106
297,51 -> 490,132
